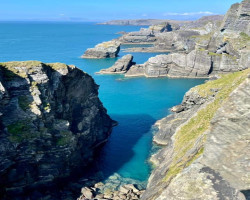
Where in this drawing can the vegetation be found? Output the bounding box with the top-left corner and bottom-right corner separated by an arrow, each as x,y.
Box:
164,68 -> 250,183
48,63 -> 68,71
0,61 -> 42,78
18,95 -> 32,111
56,131 -> 73,146
7,120 -> 33,143
208,52 -> 222,56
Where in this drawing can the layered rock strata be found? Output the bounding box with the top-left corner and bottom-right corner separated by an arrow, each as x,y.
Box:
0,61 -> 115,199
125,49 -> 246,78
97,54 -> 135,74
82,41 -> 121,59
142,68 -> 250,200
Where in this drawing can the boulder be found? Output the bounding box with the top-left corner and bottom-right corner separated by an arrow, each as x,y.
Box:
82,41 -> 121,58
97,54 -> 135,74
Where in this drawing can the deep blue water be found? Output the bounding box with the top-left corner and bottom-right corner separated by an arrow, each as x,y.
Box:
0,22 -> 205,183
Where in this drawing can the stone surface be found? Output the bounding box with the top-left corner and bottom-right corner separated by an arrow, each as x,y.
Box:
97,54 -> 135,74
220,0 -> 250,34
82,41 -> 121,58
141,68 -> 250,200
125,49 -> 245,78
0,61 -> 115,199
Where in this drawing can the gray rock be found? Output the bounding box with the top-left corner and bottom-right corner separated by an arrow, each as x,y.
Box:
82,41 -> 121,58
141,68 -> 250,200
81,187 -> 94,199
0,61 -> 115,198
97,54 -> 135,74
220,0 -> 250,34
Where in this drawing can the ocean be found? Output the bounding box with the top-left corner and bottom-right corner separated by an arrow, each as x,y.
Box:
0,22 -> 205,185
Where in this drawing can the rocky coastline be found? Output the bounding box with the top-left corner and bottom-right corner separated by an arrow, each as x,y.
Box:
142,68 -> 250,200
0,61 -> 115,199
96,0 -> 250,79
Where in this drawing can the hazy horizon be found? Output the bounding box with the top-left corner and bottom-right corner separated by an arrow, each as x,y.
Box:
0,0 -> 240,22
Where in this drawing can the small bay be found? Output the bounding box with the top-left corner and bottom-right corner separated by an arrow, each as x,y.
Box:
0,22 -> 205,184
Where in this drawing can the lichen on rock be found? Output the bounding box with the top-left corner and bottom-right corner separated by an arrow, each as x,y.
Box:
0,61 -> 115,199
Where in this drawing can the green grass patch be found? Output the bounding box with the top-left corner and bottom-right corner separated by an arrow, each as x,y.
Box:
18,95 -> 32,111
164,68 -> 250,183
7,120 -> 33,143
208,52 -> 222,56
56,131 -> 73,146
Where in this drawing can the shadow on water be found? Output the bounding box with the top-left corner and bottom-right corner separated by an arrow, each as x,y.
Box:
84,113 -> 156,182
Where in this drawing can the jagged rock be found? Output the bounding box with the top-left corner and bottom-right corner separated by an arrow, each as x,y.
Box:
141,68 -> 250,200
97,54 -> 135,74
154,30 -> 200,52
119,28 -> 157,44
124,49 -> 247,78
82,41 -> 121,58
220,0 -> 250,34
0,61 -> 115,199
81,187 -> 94,199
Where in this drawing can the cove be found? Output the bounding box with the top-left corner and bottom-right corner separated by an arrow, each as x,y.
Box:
0,22 -> 205,185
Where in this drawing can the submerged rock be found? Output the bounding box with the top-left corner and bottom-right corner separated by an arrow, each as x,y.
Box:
97,54 -> 135,74
0,61 -> 115,199
82,41 -> 121,59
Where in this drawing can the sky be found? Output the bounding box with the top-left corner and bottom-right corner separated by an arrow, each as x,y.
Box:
0,0 -> 240,22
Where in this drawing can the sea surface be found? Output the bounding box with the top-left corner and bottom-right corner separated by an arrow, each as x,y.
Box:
0,22 -> 205,185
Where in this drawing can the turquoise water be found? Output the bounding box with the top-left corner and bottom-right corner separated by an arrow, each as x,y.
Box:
0,22 -> 205,182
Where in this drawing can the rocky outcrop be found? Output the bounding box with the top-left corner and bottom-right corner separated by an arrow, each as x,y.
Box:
142,68 -> 250,200
154,30 -> 200,52
118,28 -> 157,44
97,54 -> 135,74
125,49 -> 246,78
0,61 -> 115,199
118,23 -> 180,44
81,41 -> 121,59
220,0 -> 250,34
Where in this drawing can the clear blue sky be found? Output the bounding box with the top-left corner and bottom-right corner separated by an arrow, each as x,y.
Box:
0,0 -> 240,21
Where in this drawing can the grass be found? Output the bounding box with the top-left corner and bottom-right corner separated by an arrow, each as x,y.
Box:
7,120 -> 32,143
208,52 -> 222,56
0,61 -> 42,78
56,131 -> 73,146
163,68 -> 250,183
18,95 -> 32,111
48,63 -> 68,71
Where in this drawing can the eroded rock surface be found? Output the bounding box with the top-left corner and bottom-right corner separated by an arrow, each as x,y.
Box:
97,54 -> 135,74
82,41 -> 121,58
142,69 -> 250,200
0,61 -> 115,199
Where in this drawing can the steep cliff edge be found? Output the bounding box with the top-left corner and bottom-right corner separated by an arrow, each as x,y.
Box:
0,61 -> 115,199
142,68 -> 250,200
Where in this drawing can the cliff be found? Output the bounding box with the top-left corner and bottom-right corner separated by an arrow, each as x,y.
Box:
119,0 -> 250,78
142,68 -> 250,200
0,61 -> 115,199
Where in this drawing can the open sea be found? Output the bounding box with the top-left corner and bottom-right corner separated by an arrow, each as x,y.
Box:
0,22 -> 205,185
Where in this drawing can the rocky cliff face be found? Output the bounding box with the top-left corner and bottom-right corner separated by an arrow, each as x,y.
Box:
125,49 -> 245,78
142,68 -> 250,200
0,61 -> 114,199
121,0 -> 250,78
97,54 -> 135,74
220,0 -> 250,35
